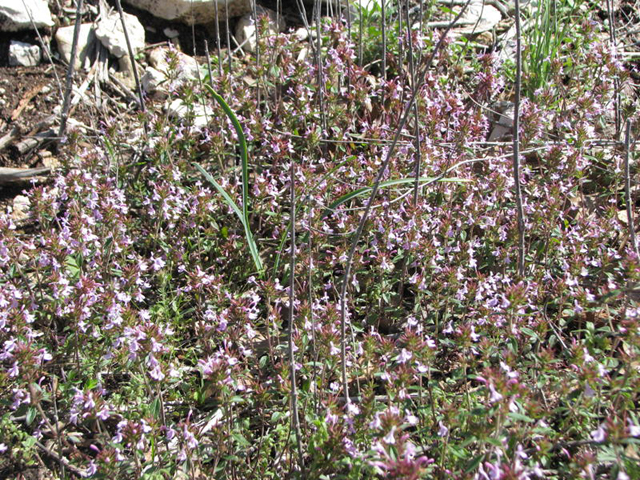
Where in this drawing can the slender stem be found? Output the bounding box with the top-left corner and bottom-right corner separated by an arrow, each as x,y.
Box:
624,120 -> 638,256
381,0 -> 387,81
288,159 -> 304,471
605,0 -> 621,138
205,40 -> 214,85
214,0 -> 222,77
21,0 -> 63,98
58,0 -> 84,140
113,0 -> 148,134
406,0 -> 422,206
338,0 -> 472,403
225,0 -> 233,74
513,0 -> 525,276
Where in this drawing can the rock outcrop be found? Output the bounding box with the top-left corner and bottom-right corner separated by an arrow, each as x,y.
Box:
0,0 -> 54,32
124,0 -> 252,25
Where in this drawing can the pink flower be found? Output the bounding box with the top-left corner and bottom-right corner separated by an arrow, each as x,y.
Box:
398,348 -> 412,364
438,421 -> 449,437
591,424 -> 606,443
382,426 -> 396,445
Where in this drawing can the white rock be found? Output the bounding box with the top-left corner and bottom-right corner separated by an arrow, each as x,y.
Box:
151,47 -> 200,84
12,195 -> 30,223
167,99 -> 213,129
116,55 -> 137,89
163,27 -> 180,38
497,23 -> 516,63
55,23 -> 96,70
453,0 -> 502,35
294,27 -> 308,42
9,40 -> 41,67
142,66 -> 168,98
124,0 -> 252,24
95,9 -> 145,58
148,47 -> 199,78
235,6 -> 285,54
488,102 -> 514,141
143,49 -> 202,98
0,0 -> 53,32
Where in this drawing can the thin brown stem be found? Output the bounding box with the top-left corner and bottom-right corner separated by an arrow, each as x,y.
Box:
513,0 -> 525,276
288,159 -> 304,471
58,0 -> 84,140
624,120 -> 638,256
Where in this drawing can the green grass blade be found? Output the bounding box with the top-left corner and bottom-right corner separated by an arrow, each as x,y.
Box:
195,85 -> 264,275
204,84 -> 249,220
323,176 -> 470,218
195,163 -> 244,219
194,163 -> 264,275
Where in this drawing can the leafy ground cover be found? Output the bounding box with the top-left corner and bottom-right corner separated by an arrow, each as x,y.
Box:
1,0 -> 640,478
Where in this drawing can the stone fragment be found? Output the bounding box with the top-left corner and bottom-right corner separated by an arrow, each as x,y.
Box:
9,40 -> 41,67
116,55 -> 137,90
148,47 -> 199,78
143,47 -> 200,95
55,23 -> 96,69
451,0 -> 502,38
0,0 -> 53,32
11,195 -> 30,223
141,66 -> 168,99
123,0 -> 252,24
40,151 -> 60,169
163,27 -> 179,38
488,101 -> 514,142
235,6 -> 285,54
95,9 -> 145,58
167,99 -> 213,129
294,27 -> 308,42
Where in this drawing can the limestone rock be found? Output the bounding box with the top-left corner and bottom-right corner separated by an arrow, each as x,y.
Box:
123,0 -> 252,25
9,40 -> 41,67
488,102 -> 514,142
141,67 -> 167,99
0,0 -> 53,32
167,99 -> 214,130
235,6 -> 285,54
95,9 -> 145,58
55,23 -> 96,70
451,0 -> 502,38
148,47 -> 199,78
116,55 -> 137,90
142,47 -> 200,96
11,195 -> 30,223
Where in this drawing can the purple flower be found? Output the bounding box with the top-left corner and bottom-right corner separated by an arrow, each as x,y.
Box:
382,426 -> 396,445
398,348 -> 412,364
488,383 -> 503,403
591,424 -> 606,443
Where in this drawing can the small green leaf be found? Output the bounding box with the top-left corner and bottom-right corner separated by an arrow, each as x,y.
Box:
25,407 -> 37,426
507,412 -> 535,423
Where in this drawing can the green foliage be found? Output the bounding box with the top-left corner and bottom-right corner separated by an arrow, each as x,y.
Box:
196,85 -> 264,277
521,0 -> 589,95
